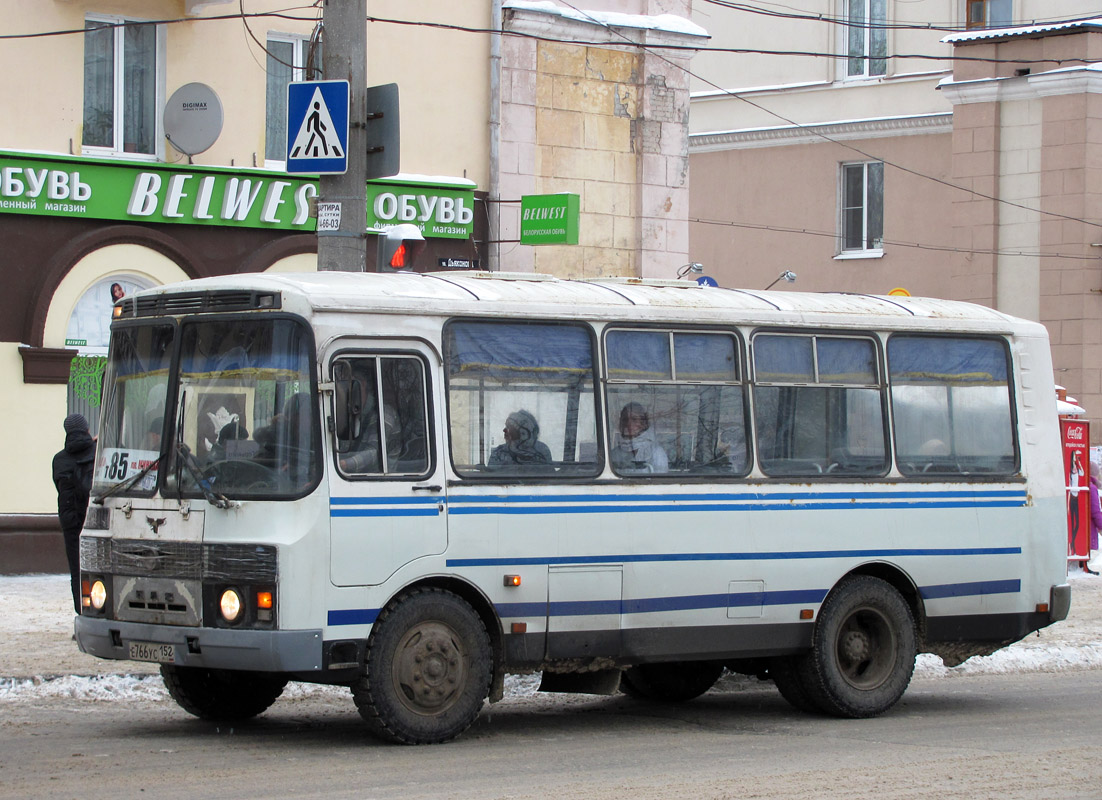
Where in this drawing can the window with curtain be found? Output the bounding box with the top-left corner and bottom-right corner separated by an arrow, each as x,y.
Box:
846,0 -> 887,78
266,35 -> 323,165
752,333 -> 888,477
840,161 -> 884,255
82,16 -> 160,156
604,329 -> 750,477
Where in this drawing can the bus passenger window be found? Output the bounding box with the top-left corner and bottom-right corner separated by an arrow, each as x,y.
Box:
605,329 -> 749,478
889,335 -> 1016,476
752,334 -> 887,478
333,355 -> 429,477
444,321 -> 599,478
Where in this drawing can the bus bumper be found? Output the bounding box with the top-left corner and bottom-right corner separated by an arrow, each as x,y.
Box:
75,616 -> 323,673
1051,583 -> 1071,623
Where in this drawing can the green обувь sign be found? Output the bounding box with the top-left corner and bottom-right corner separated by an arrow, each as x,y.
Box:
0,151 -> 476,239
520,193 -> 579,245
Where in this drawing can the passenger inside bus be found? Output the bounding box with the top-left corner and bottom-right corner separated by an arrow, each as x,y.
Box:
489,410 -> 552,466
610,402 -> 669,474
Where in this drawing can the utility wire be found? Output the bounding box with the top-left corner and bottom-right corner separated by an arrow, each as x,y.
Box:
699,0 -> 1102,33
551,0 -> 1102,233
5,11 -> 1096,67
691,216 -> 1101,261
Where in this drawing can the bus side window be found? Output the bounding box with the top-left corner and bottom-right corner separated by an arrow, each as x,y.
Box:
445,321 -> 600,478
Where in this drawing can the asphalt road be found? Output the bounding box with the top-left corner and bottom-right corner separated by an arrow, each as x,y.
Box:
2,670 -> 1099,800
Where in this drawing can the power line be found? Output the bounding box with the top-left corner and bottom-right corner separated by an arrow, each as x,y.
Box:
550,0 -> 1102,234
691,216 -> 1101,261
4,10 -> 1094,67
698,0 -> 1102,33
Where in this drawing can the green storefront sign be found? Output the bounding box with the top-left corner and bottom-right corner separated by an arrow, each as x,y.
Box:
366,180 -> 475,240
519,193 -> 579,245
0,150 -> 475,239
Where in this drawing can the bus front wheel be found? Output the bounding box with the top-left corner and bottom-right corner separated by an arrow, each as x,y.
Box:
160,665 -> 287,721
802,575 -> 917,718
352,588 -> 493,744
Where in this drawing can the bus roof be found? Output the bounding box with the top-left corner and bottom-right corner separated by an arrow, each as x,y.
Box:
137,271 -> 1041,334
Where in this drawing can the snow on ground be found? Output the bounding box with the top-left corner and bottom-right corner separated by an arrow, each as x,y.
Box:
2,566 -> 1101,704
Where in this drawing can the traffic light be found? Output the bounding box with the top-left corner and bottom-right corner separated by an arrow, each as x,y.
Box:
376,223 -> 426,272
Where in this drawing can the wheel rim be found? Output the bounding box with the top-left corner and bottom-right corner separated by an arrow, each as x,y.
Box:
833,605 -> 897,691
392,620 -> 468,716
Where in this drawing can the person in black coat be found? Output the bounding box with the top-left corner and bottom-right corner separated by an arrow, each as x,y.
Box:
52,414 -> 96,614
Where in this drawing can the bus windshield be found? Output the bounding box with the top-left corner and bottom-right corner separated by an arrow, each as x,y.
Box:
95,316 -> 319,499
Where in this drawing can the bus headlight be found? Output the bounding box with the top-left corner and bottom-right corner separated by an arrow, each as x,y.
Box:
219,588 -> 243,623
89,580 -> 107,610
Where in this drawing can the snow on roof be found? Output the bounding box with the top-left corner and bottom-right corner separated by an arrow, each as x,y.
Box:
503,0 -> 708,39
942,16 -> 1102,44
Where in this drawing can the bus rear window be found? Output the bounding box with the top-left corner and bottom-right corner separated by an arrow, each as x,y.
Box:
889,335 -> 1016,476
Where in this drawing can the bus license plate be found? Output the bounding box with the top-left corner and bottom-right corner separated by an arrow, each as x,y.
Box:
128,641 -> 175,663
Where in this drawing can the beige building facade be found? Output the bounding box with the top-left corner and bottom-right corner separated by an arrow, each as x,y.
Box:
688,2 -> 1102,438
0,1 -> 705,569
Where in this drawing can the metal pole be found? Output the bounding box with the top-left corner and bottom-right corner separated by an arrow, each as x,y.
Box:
318,0 -> 367,272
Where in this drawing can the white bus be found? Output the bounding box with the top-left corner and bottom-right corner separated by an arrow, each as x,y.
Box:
77,271 -> 1070,744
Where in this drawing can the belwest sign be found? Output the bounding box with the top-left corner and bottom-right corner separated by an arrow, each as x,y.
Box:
0,151 -> 317,230
519,193 -> 579,245
0,151 -> 477,239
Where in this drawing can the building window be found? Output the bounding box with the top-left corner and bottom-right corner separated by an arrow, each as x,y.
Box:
82,15 -> 161,157
840,161 -> 884,255
266,35 -> 322,166
846,0 -> 887,78
966,0 -> 1012,29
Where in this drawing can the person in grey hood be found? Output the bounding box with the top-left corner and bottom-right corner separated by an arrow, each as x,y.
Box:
52,414 -> 96,613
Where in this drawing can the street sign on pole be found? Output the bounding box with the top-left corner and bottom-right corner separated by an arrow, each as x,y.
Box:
286,80 -> 350,175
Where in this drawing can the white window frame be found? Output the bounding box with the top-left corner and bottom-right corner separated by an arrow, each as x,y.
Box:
841,0 -> 887,81
265,34 -> 319,169
837,161 -> 884,259
965,0 -> 1013,29
82,14 -> 165,161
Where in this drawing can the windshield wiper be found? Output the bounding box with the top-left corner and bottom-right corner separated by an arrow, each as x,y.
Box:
91,452 -> 166,505
175,441 -> 230,510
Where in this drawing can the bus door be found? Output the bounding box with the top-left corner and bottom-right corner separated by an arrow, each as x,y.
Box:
327,345 -> 444,587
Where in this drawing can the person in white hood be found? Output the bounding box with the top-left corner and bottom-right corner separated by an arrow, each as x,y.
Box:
611,402 -> 668,474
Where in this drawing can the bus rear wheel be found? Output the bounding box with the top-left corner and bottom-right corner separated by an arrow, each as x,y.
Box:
620,661 -> 724,702
160,665 -> 287,721
352,588 -> 492,744
800,575 -> 917,718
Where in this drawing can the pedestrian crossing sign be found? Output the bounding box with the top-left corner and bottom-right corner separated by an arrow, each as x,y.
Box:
286,80 -> 349,175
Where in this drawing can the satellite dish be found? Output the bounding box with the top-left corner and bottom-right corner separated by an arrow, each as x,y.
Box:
164,83 -> 223,156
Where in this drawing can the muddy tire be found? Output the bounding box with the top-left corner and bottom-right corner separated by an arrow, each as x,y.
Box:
352,588 -> 492,744
799,575 -> 916,718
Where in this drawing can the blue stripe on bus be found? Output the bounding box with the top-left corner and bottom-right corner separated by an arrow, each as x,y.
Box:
919,579 -> 1021,599
331,508 -> 441,517
447,500 -> 1024,515
326,580 -> 1021,626
447,489 -> 1026,504
330,488 -> 1027,518
445,547 -> 1020,568
327,608 -> 379,626
331,496 -> 442,505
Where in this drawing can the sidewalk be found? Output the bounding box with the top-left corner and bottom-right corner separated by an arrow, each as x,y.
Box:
2,570 -> 1101,682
